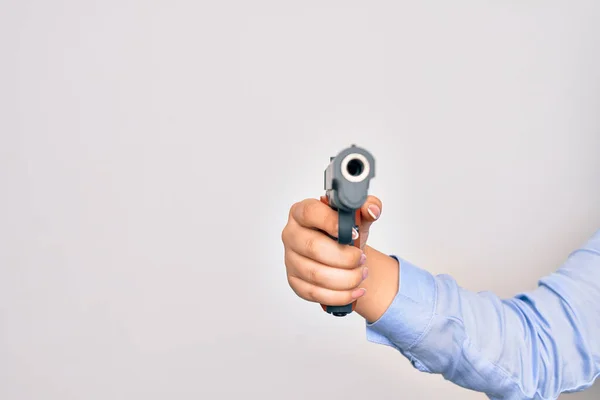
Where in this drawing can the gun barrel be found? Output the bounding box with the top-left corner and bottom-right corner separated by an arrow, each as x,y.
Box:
340,151 -> 371,183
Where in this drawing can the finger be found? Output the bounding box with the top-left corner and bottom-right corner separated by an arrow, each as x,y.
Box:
283,219 -> 364,269
359,195 -> 383,231
291,198 -> 338,238
285,250 -> 367,291
287,275 -> 366,306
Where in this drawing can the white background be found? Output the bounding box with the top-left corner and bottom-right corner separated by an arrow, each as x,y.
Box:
1,1 -> 599,399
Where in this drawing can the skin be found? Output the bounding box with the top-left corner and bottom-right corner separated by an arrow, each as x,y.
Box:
281,195 -> 400,323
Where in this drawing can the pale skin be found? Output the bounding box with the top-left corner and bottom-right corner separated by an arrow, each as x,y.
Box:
281,195 -> 400,323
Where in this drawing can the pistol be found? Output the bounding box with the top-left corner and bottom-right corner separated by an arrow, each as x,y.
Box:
319,144 -> 376,317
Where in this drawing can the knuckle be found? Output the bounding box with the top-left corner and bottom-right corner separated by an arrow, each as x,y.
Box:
307,265 -> 319,285
305,286 -> 317,302
280,227 -> 287,244
289,202 -> 300,222
283,250 -> 293,269
287,275 -> 301,297
305,236 -> 318,257
289,202 -> 298,217
291,201 -> 303,219
287,275 -> 305,298
281,225 -> 292,245
286,273 -> 294,288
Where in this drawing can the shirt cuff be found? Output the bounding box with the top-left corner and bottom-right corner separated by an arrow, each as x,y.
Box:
365,255 -> 437,351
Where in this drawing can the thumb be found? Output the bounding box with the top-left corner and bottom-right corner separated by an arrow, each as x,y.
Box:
359,195 -> 382,234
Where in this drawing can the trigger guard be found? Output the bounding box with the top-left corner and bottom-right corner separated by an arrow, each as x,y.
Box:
337,209 -> 354,245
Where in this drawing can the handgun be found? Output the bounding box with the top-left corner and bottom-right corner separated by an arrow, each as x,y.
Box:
319,144 -> 376,317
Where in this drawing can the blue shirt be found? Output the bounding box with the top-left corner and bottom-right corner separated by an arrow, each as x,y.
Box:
366,229 -> 600,400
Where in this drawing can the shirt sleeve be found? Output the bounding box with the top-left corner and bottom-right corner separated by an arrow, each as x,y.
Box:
366,229 -> 600,400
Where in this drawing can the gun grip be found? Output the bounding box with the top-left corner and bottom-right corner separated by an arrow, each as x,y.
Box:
319,195 -> 362,317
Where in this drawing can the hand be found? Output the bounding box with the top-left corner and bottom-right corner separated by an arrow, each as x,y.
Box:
281,196 -> 382,307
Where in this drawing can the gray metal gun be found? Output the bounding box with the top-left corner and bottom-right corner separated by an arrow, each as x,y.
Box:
319,144 -> 376,316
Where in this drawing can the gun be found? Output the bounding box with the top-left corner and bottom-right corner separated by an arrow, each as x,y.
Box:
319,144 -> 376,316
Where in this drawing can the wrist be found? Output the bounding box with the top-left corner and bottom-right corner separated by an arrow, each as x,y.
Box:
354,245 -> 400,323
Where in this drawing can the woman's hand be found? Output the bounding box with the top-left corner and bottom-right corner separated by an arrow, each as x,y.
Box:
281,196 -> 382,307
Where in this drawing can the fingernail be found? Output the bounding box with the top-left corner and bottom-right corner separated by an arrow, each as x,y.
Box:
352,227 -> 359,240
362,267 -> 369,280
359,253 -> 367,265
367,205 -> 380,220
352,288 -> 366,299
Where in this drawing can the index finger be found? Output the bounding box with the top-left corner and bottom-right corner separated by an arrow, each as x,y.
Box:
291,198 -> 338,238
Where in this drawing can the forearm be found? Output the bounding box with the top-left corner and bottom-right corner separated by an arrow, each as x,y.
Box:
364,230 -> 600,399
